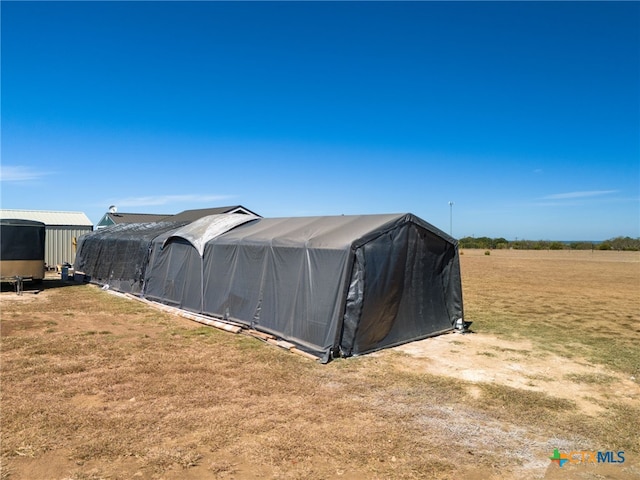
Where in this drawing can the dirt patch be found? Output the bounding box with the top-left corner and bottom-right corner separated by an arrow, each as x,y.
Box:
392,332 -> 640,415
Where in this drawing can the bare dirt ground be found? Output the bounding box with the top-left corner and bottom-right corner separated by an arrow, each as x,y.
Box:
1,250 -> 639,479
394,332 -> 637,416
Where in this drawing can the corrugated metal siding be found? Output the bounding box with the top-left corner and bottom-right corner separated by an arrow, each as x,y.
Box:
45,226 -> 93,267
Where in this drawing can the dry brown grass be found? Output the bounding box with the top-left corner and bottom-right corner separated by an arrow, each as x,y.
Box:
1,250 -> 639,479
461,249 -> 640,377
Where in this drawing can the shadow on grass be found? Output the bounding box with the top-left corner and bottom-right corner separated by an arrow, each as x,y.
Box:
0,276 -> 87,295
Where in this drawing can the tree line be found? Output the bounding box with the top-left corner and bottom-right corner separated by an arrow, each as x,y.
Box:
457,236 -> 640,251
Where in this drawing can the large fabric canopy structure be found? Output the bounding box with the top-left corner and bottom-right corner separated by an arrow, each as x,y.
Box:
75,213 -> 463,361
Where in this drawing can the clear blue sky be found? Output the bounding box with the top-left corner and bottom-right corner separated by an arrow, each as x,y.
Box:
2,1 -> 638,240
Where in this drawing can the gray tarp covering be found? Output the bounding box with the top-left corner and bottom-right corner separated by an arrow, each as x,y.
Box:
144,213 -> 463,361
145,234 -> 204,310
74,221 -> 187,293
76,213 -> 463,362
144,214 -> 259,311
163,213 -> 260,256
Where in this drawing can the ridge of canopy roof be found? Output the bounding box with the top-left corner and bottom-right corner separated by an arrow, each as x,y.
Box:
163,213 -> 260,256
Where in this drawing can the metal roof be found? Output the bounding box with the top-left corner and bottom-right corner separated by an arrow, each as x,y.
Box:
96,206 -> 261,226
106,212 -> 171,224
0,209 -> 93,227
170,206 -> 260,223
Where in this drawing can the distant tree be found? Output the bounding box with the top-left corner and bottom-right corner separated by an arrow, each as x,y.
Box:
532,241 -> 547,250
494,238 -> 509,249
477,237 -> 493,249
570,242 -> 594,250
458,236 -> 638,251
605,236 -> 640,251
458,237 -> 476,249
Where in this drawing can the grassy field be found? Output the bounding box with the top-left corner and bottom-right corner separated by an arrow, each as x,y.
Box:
1,249 -> 638,479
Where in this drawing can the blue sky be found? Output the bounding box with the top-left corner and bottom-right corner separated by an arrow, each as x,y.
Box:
2,1 -> 638,240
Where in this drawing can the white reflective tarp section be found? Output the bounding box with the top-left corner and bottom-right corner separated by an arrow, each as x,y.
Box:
163,214 -> 259,256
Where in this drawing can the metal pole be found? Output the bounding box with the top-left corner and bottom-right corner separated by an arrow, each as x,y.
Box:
448,201 -> 454,237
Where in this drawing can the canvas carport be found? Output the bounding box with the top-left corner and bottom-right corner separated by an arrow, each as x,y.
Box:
76,213 -> 464,362
145,213 -> 463,362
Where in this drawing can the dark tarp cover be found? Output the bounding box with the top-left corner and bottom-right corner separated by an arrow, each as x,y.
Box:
0,219 -> 46,261
144,214 -> 259,311
144,213 -> 463,361
76,213 -> 463,361
74,221 -> 188,293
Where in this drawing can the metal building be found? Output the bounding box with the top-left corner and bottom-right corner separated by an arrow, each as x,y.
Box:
0,210 -> 93,268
